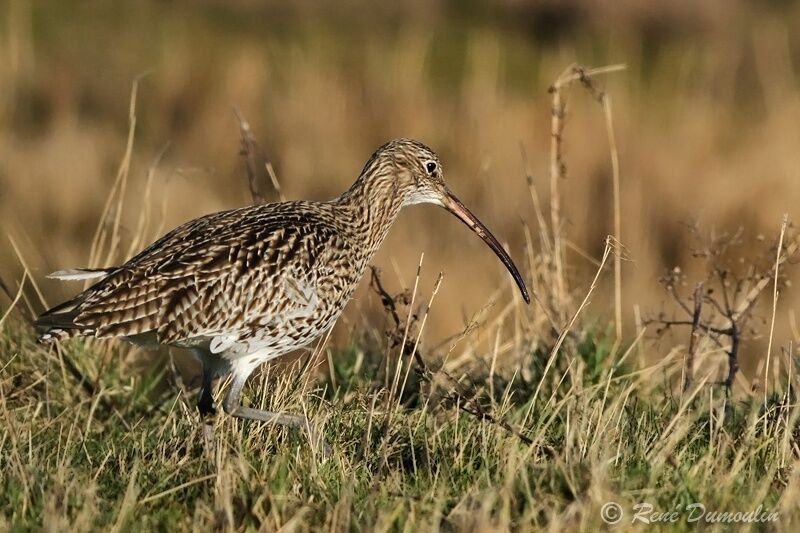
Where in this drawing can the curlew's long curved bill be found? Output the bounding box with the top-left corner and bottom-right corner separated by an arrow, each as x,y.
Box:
441,190 -> 531,304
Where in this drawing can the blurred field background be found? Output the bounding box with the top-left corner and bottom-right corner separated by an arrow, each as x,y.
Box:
2,0 -> 800,382
5,1 -> 800,530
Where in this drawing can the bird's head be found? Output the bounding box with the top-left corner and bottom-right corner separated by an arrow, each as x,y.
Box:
359,138 -> 530,304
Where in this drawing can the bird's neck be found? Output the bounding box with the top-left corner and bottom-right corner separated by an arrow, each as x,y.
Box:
333,174 -> 407,257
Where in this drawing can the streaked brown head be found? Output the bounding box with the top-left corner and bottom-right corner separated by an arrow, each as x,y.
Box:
359,138 -> 531,304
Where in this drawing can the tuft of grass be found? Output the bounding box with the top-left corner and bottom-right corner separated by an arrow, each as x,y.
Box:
1,318 -> 798,531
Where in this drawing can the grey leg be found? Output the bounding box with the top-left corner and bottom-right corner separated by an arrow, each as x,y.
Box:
223,371 -> 331,458
197,367 -> 217,418
198,363 -> 217,457
192,348 -> 230,418
191,348 -> 231,458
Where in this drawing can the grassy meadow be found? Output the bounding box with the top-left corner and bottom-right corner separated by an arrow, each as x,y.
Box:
2,1 -> 800,530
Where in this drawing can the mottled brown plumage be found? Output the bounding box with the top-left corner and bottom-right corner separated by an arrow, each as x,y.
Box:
36,138 -> 529,452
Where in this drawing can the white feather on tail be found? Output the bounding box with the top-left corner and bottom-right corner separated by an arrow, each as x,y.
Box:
47,268 -> 112,281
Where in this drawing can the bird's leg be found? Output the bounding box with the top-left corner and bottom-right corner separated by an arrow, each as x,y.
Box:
197,365 -> 217,456
197,372 -> 216,418
223,371 -> 331,458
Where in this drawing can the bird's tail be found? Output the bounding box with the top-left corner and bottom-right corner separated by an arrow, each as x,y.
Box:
35,267 -> 112,343
35,295 -> 92,344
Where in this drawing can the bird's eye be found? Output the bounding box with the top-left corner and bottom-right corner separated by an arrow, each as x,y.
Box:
425,161 -> 437,174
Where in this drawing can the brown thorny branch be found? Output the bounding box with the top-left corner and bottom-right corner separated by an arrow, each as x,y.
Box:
369,267 -> 534,446
645,224 -> 799,396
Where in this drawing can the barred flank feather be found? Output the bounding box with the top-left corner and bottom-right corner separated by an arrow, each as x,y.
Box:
47,268 -> 114,281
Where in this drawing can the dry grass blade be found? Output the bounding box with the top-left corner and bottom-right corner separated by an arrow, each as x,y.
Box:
88,75 -> 146,269
530,236 -> 614,413
125,142 -> 171,259
731,236 -> 798,323
0,271 -> 27,330
138,474 -> 216,505
0,271 -> 33,326
761,214 -> 788,404
8,234 -> 47,311
602,93 -> 623,344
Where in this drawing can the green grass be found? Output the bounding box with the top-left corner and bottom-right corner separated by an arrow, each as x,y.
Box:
1,321 -> 797,531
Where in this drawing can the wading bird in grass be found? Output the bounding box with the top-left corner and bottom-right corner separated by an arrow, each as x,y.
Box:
36,138 -> 530,456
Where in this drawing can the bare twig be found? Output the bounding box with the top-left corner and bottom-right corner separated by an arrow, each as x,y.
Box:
683,283 -> 704,393
234,109 -> 284,204
647,224 -> 798,399
546,63 -> 626,322
369,266 -> 533,446
547,67 -> 570,313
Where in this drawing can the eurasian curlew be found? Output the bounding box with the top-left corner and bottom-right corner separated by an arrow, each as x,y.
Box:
36,138 -> 530,454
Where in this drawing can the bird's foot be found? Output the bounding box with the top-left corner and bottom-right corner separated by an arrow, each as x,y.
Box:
201,421 -> 216,458
226,405 -> 331,460
197,397 -> 217,459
